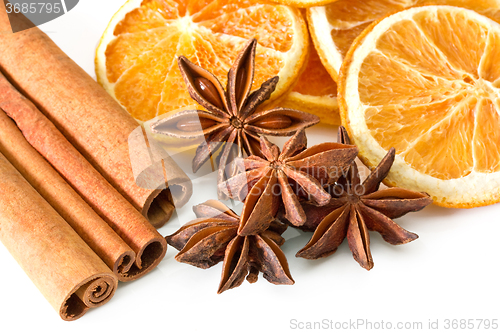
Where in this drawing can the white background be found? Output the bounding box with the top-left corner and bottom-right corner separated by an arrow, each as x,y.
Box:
0,1 -> 499,332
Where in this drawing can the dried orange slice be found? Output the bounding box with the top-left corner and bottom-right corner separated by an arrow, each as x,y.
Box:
95,0 -> 308,122
270,41 -> 340,125
270,0 -> 340,8
308,0 -> 500,81
339,5 -> 500,208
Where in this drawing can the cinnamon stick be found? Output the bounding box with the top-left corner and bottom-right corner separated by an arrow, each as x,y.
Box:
0,109 -> 136,279
0,152 -> 118,320
0,71 -> 166,281
0,5 -> 192,228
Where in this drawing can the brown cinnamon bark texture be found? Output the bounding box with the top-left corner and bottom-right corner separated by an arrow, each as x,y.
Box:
0,108 -> 137,279
0,72 -> 167,281
0,5 -> 192,228
0,152 -> 118,320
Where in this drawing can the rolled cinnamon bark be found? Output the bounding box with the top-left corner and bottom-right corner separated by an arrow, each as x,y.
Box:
0,72 -> 166,281
0,109 -> 136,280
0,152 -> 118,320
0,6 -> 192,228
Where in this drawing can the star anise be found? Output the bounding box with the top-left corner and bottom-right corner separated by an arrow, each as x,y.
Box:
150,39 -> 319,198
294,127 -> 432,270
218,129 -> 358,235
166,200 -> 293,293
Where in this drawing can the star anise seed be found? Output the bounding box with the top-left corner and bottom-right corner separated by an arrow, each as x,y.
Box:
295,126 -> 432,270
165,200 -> 293,293
219,129 -> 359,235
150,39 -> 319,199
